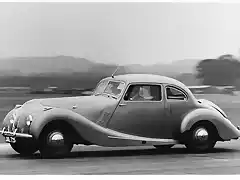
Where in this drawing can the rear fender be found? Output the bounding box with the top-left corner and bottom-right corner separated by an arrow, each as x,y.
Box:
181,108 -> 240,140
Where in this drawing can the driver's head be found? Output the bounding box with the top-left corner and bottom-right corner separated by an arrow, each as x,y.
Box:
139,86 -> 151,97
139,87 -> 145,97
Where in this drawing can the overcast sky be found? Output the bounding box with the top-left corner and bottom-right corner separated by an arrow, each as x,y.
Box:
1,2 -> 240,65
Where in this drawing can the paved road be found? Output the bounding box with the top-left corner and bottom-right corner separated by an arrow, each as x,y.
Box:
0,140 -> 240,174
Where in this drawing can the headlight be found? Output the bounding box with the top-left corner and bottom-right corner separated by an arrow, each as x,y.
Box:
9,112 -> 17,124
26,115 -> 33,126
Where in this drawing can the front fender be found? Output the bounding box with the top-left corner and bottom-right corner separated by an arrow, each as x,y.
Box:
29,108 -> 86,139
181,108 -> 240,140
29,108 -> 144,146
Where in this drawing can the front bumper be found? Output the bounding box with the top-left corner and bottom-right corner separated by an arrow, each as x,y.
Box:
0,127 -> 33,143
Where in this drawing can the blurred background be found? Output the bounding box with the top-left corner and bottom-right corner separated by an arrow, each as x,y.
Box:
0,2 -> 240,125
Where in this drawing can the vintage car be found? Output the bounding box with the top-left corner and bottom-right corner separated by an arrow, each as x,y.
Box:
1,73 -> 240,158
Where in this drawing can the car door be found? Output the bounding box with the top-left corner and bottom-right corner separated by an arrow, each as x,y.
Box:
108,83 -> 168,139
164,85 -> 194,137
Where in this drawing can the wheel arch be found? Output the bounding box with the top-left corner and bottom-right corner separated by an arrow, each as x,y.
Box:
180,108 -> 240,141
187,120 -> 221,140
38,119 -> 91,145
29,109 -> 93,145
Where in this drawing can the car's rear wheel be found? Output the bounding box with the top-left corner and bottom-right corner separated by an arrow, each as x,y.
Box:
184,122 -> 217,153
39,127 -> 73,158
10,138 -> 38,156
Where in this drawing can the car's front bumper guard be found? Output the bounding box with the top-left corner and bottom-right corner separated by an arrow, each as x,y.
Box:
0,127 -> 33,138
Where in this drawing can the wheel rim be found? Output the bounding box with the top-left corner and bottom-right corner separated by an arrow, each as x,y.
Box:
191,126 -> 216,151
194,128 -> 209,142
44,131 -> 72,156
47,131 -> 65,147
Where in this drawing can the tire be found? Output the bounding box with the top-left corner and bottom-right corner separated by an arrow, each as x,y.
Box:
10,138 -> 38,156
184,122 -> 217,153
39,127 -> 73,158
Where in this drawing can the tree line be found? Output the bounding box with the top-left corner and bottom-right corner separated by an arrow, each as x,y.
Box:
1,54 -> 240,90
196,54 -> 240,88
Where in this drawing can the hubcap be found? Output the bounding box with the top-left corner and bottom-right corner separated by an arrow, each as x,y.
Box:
47,131 -> 65,147
194,128 -> 208,142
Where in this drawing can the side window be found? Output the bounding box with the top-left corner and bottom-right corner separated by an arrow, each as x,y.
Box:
124,84 -> 162,101
166,86 -> 187,100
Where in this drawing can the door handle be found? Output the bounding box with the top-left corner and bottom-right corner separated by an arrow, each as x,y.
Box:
119,103 -> 127,107
166,104 -> 171,115
168,105 -> 172,114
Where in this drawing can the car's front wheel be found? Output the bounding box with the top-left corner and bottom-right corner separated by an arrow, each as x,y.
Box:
184,122 -> 217,153
39,127 -> 73,158
10,138 -> 38,156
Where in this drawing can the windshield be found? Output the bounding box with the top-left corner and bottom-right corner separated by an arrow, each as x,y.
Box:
93,80 -> 125,98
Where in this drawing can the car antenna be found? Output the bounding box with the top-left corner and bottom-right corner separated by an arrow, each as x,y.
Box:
111,66 -> 120,78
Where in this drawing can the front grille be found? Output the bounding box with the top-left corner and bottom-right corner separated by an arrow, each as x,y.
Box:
4,119 -> 27,134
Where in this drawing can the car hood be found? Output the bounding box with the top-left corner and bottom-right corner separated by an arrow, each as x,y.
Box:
23,95 -> 118,122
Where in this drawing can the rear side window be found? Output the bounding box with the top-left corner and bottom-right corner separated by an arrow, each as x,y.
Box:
166,86 -> 187,100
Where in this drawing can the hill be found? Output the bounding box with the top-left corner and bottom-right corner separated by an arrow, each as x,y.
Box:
0,56 -> 200,76
0,56 -> 201,89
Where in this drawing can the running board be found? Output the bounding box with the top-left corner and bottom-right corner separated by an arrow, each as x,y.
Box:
108,135 -> 178,145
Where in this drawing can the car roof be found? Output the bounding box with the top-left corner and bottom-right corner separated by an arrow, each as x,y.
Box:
105,73 -> 185,87
102,74 -> 196,100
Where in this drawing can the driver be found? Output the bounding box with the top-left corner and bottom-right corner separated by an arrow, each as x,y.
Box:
130,86 -> 153,101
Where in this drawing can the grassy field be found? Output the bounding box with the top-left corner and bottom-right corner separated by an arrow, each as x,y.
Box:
0,92 -> 239,144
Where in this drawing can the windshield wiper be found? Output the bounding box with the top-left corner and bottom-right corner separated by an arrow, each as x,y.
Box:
109,95 -> 117,99
94,93 -> 117,99
94,93 -> 102,96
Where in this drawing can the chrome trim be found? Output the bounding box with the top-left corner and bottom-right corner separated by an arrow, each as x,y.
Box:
72,105 -> 77,109
43,107 -> 53,111
194,128 -> 208,141
26,115 -> 33,126
0,129 -> 33,138
15,104 -> 22,109
5,137 -> 16,143
26,120 -> 31,126
47,131 -> 65,146
119,103 -> 127,107
28,115 -> 33,122
108,135 -> 177,144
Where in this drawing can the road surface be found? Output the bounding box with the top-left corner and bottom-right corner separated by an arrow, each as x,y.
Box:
0,140 -> 240,174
